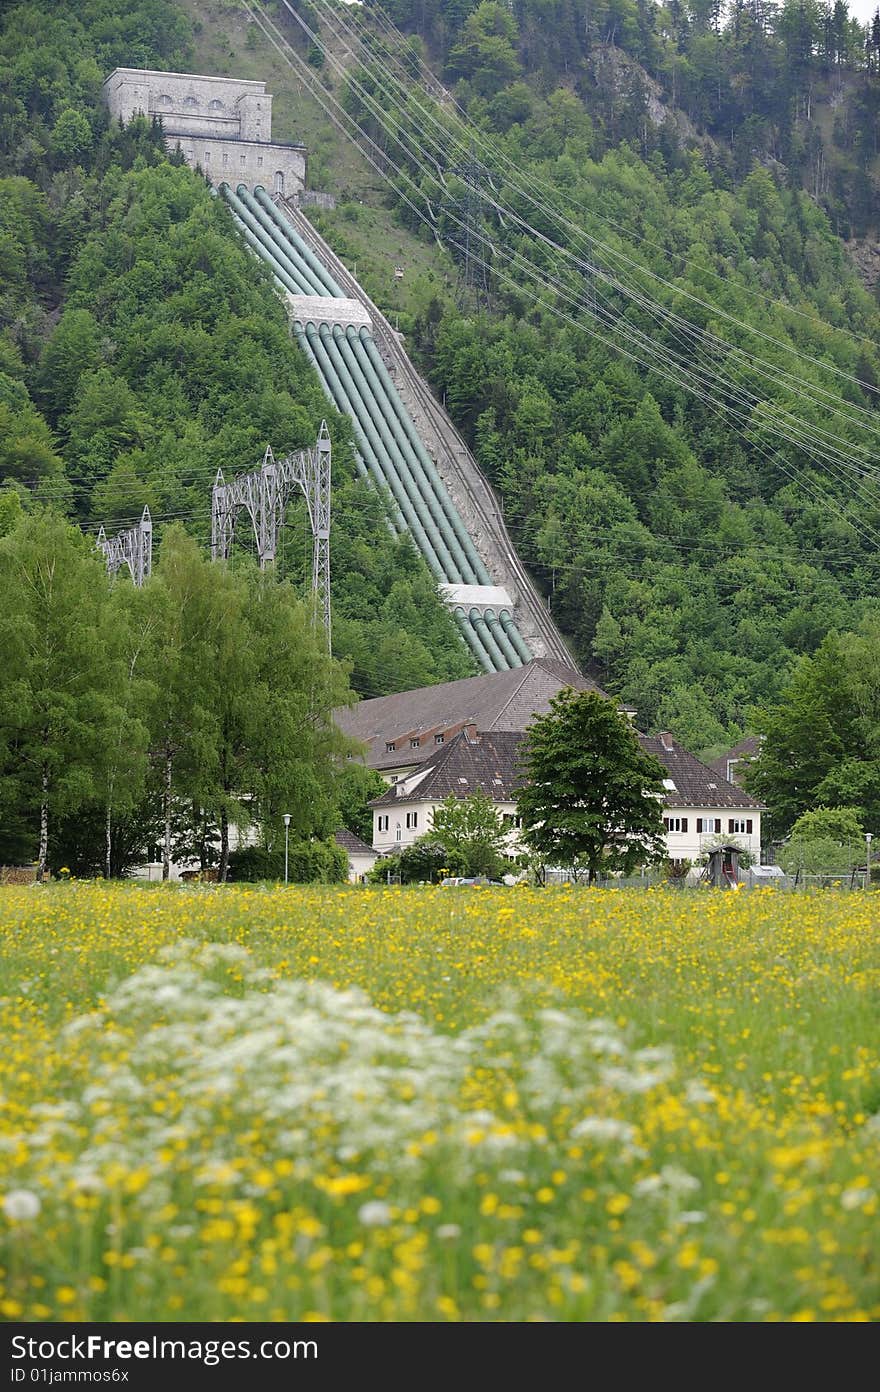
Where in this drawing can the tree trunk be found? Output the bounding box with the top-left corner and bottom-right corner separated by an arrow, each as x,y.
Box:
36,767 -> 49,883
218,807 -> 229,883
163,750 -> 173,882
105,803 -> 112,881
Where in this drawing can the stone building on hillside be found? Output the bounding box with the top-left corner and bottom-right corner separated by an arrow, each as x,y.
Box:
101,68 -> 307,196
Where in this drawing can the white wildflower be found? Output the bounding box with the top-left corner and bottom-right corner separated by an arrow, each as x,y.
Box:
2,1189 -> 41,1221
840,1186 -> 875,1212
436,1223 -> 461,1241
570,1117 -> 636,1145
358,1200 -> 392,1228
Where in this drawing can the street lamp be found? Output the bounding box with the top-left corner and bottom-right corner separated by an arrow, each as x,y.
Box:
866,831 -> 873,891
283,813 -> 291,885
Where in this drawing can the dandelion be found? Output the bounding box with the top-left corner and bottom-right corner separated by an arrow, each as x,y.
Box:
357,1201 -> 392,1228
2,1189 -> 41,1221
436,1224 -> 461,1241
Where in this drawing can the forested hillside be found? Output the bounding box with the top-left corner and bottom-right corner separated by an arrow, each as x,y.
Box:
4,0 -> 880,755
243,0 -> 880,749
0,0 -> 474,706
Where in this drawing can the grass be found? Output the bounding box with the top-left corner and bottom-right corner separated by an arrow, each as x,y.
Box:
1,882 -> 878,1322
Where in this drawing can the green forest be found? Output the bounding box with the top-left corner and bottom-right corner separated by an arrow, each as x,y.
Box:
3,0 -> 880,872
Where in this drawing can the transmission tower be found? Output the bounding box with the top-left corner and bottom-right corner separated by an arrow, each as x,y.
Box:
96,507 -> 152,586
445,143 -> 491,310
211,421 -> 332,646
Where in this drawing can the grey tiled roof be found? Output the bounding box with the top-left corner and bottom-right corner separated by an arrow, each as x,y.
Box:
334,659 -> 606,770
371,728 -> 762,812
708,737 -> 761,785
370,730 -> 525,807
638,734 -> 764,810
334,828 -> 376,856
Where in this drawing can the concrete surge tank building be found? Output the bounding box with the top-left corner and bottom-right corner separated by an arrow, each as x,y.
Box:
101,68 -> 306,196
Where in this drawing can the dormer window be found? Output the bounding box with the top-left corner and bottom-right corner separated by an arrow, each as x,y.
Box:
385,742 -> 395,753
410,738 -> 420,748
435,734 -> 444,744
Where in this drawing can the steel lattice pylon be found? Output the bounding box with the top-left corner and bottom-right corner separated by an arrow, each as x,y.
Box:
96,507 -> 152,586
211,422 -> 331,645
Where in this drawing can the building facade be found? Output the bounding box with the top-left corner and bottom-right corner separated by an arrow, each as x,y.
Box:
332,660 -> 764,868
101,68 -> 307,196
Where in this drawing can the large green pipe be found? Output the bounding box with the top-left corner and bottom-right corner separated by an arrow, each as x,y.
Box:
358,329 -> 492,586
236,185 -> 328,297
302,321 -> 414,543
499,609 -> 533,664
218,190 -> 510,672
317,321 -> 459,581
252,186 -> 342,297
295,323 -> 405,539
344,326 -> 480,585
334,327 -> 478,585
308,323 -> 449,582
295,319 -> 399,519
484,609 -> 522,668
294,320 -> 370,487
454,607 -> 494,673
220,184 -> 316,295
470,608 -> 510,670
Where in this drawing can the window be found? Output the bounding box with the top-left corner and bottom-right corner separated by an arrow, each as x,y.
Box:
435,734 -> 444,744
184,96 -> 198,108
396,825 -> 402,841
204,150 -> 211,162
274,170 -> 284,194
405,812 -> 419,830
210,99 -> 223,111
663,817 -> 688,833
377,814 -> 389,833
158,94 -> 172,106
729,818 -> 753,835
696,818 -> 721,834
257,156 -> 263,167
385,742 -> 395,753
410,738 -> 420,749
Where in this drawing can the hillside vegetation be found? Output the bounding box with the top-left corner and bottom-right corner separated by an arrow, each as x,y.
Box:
0,0 -> 474,706
4,0 -> 880,752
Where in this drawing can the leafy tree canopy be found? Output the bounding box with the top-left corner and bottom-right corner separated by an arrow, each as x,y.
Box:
516,689 -> 667,881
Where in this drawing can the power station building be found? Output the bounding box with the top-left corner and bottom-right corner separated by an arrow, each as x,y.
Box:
101,68 -> 307,197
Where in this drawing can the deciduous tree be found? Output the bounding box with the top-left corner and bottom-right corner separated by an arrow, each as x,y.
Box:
517,690 -> 667,882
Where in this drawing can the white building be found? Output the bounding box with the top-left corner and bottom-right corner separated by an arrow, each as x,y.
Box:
332,660 -> 763,869
101,68 -> 307,197
334,828 -> 378,883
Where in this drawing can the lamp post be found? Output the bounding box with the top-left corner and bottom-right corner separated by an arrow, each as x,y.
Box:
866,831 -> 873,891
283,813 -> 291,885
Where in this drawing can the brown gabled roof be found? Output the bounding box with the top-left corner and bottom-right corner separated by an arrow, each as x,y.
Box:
335,659 -> 605,770
334,828 -> 376,856
638,734 -> 763,810
708,737 -> 762,785
371,727 -> 762,812
370,730 -> 525,807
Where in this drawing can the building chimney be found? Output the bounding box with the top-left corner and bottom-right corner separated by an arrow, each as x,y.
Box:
659,731 -> 675,752
463,722 -> 479,743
